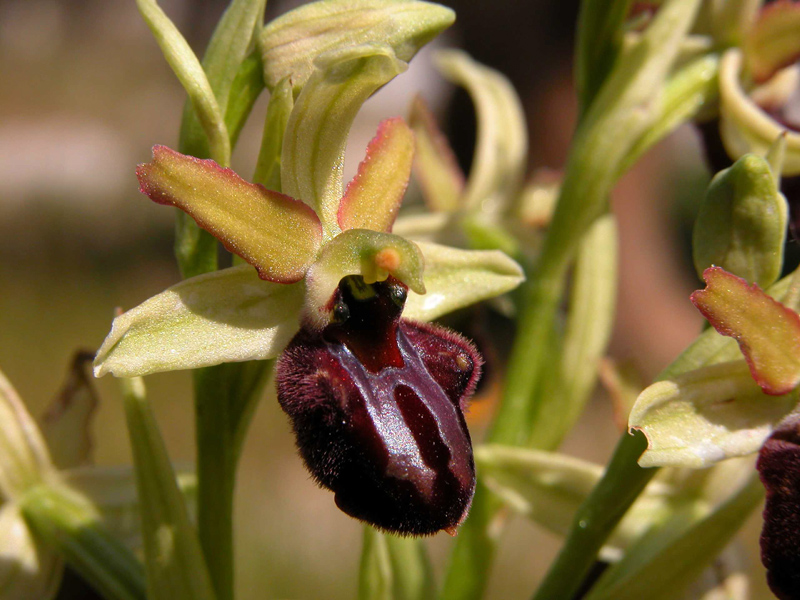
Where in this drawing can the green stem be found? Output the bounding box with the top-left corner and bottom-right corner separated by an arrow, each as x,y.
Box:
21,484 -> 147,600
194,360 -> 272,600
531,432 -> 653,600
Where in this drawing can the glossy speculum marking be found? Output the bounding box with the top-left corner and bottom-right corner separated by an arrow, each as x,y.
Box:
277,275 -> 482,535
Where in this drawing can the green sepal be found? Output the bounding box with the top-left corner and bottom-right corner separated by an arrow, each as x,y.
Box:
629,359 -> 798,468
304,229 -> 425,328
259,0 -> 454,93
281,44 -> 407,239
120,377 -> 216,600
692,153 -> 788,288
93,265 -> 304,378
403,241 -> 524,323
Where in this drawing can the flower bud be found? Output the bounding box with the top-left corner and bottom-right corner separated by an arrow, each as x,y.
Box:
693,153 -> 787,288
276,276 -> 481,535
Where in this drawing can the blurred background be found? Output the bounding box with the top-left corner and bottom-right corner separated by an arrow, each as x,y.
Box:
0,0 -> 773,597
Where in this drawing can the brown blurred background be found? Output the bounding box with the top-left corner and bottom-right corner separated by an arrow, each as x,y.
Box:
0,0 -> 769,597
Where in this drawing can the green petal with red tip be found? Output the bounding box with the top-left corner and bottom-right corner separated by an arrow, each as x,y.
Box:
137,146 -> 322,283
303,229 -> 425,329
691,266 -> 800,395
338,117 -> 414,233
259,0 -> 454,93
745,0 -> 800,83
281,45 -> 407,239
409,95 -> 465,213
404,241 -> 524,322
94,265 -> 304,378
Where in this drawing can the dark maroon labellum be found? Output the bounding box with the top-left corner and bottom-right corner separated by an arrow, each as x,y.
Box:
757,415 -> 800,599
276,276 -> 482,536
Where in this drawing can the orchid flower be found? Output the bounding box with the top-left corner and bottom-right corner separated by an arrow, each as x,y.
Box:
93,87 -> 523,535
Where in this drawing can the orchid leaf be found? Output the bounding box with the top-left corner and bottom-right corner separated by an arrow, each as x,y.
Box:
0,503 -> 62,600
179,0 -> 266,159
719,49 -> 800,175
691,266 -> 800,395
408,95 -> 465,213
630,359 -> 798,468
253,77 -> 293,191
137,146 -> 323,283
259,0 -> 454,93
135,0 -> 229,166
391,212 -> 452,242
120,378 -> 216,600
0,368 -> 52,498
39,351 -> 98,471
692,155 -> 787,289
745,0 -> 800,82
403,241 -> 524,323
304,229 -> 425,328
94,265 -> 304,378
224,50 -> 265,151
435,50 -> 527,215
281,45 -> 407,239
63,466 -> 197,552
339,118 -> 414,232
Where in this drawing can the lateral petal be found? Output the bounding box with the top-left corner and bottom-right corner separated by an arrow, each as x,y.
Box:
339,117 -> 414,232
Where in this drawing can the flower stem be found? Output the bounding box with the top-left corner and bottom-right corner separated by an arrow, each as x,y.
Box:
194,360 -> 272,600
530,432 -> 654,600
